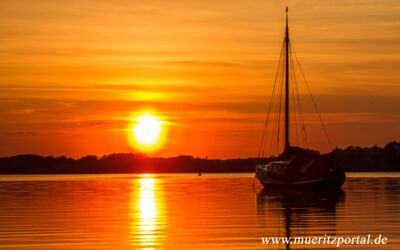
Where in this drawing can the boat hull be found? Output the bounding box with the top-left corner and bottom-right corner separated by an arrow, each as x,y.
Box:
256,149 -> 346,190
258,170 -> 346,190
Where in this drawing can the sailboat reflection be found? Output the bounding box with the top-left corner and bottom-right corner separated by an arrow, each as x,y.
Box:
256,189 -> 345,250
130,176 -> 165,250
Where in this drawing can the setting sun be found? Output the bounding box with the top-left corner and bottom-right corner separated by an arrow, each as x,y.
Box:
130,114 -> 164,152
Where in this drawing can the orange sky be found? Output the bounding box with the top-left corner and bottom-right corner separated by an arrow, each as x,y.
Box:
0,0 -> 399,158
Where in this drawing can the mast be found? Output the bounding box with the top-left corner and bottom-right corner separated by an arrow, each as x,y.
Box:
284,7 -> 290,152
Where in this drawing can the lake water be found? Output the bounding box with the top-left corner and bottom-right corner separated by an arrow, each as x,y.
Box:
0,173 -> 399,249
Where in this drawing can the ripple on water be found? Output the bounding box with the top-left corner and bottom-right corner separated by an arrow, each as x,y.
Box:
0,173 -> 399,249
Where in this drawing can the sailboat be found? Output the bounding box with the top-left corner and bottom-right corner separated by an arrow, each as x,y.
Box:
255,8 -> 346,189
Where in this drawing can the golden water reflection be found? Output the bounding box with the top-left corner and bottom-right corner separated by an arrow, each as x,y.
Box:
130,175 -> 165,250
0,174 -> 400,249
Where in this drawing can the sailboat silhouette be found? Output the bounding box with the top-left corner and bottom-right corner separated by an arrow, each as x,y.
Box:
255,8 -> 346,189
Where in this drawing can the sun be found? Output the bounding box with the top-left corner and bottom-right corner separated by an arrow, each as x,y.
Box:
133,115 -> 161,146
129,113 -> 164,151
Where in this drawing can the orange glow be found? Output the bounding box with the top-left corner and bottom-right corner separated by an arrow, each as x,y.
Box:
128,112 -> 166,152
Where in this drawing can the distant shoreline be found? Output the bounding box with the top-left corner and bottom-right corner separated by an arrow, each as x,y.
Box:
0,173 -> 400,179
0,141 -> 399,174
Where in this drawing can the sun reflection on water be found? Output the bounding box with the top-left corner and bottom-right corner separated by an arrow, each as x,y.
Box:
130,175 -> 164,250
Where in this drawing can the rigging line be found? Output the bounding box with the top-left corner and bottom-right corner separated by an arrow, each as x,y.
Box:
296,82 -> 307,148
275,37 -> 287,155
291,45 -> 334,150
275,46 -> 286,154
291,48 -> 309,148
259,40 -> 286,159
267,55 -> 282,157
259,40 -> 285,158
267,51 -> 282,157
289,43 -> 299,147
262,58 -> 280,158
292,57 -> 301,147
263,82 -> 277,158
290,43 -> 308,148
266,40 -> 286,157
270,73 -> 282,156
297,78 -> 310,149
265,62 -> 279,157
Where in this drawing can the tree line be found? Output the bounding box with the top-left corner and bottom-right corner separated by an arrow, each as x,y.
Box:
0,141 -> 399,174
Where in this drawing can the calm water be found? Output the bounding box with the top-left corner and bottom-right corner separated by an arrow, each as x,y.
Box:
0,173 -> 399,249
